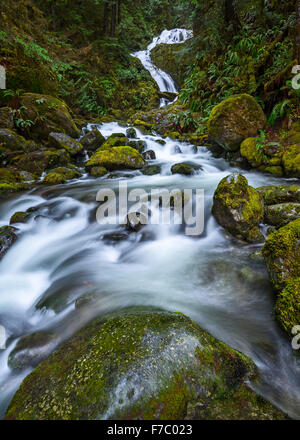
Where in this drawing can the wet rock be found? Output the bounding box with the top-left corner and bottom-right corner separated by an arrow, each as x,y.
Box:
264,203 -> 300,228
42,167 -> 82,185
240,138 -> 264,168
90,166 -> 107,177
0,168 -> 31,195
155,139 -> 166,145
208,94 -> 266,151
262,218 -> 300,292
0,226 -> 18,259
80,128 -> 105,152
18,93 -> 80,140
0,107 -> 14,129
141,165 -> 161,175
212,173 -> 264,243
171,163 -> 194,175
15,150 -> 70,175
126,211 -> 148,232
127,140 -> 146,153
0,129 -> 34,152
126,127 -> 137,138
282,144 -> 300,178
85,147 -> 145,171
10,211 -> 30,225
173,145 -> 182,154
48,133 -> 84,157
97,135 -> 129,151
102,232 -> 129,242
142,150 -> 156,160
5,309 -> 287,420
275,278 -> 300,334
257,184 -> 300,206
8,331 -> 59,371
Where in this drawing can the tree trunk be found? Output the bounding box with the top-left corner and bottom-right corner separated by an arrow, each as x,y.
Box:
110,2 -> 117,37
296,0 -> 300,62
117,0 -> 121,25
224,0 -> 240,34
103,1 -> 109,35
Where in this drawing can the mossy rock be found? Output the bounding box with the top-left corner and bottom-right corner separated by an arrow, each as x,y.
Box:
264,203 -> 300,228
48,133 -> 83,157
142,150 -> 156,160
171,163 -> 194,176
257,185 -> 300,206
80,128 -> 105,152
0,225 -> 18,260
275,278 -> 300,334
0,168 -> 30,194
127,140 -> 147,153
85,146 -> 145,171
10,211 -> 30,225
141,165 -> 161,176
8,331 -> 59,371
18,93 -> 80,141
0,107 -> 14,129
263,218 -> 300,292
90,166 -> 107,177
264,166 -> 283,176
15,150 -> 70,175
212,173 -> 264,243
0,129 -> 34,153
282,144 -> 300,178
5,309 -> 286,420
42,167 -> 81,185
98,135 -> 129,151
208,94 -> 266,152
285,121 -> 300,144
126,127 -> 137,139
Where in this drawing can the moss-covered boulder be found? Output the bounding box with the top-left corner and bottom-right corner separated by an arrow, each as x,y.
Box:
0,129 -> 34,152
285,121 -> 300,144
0,226 -> 18,260
8,332 -> 59,371
48,133 -> 83,157
80,128 -> 105,152
141,165 -> 161,175
18,94 -> 80,140
90,166 -> 107,177
263,218 -> 300,292
10,211 -> 30,225
264,203 -> 300,228
42,167 -> 82,185
0,168 -> 30,194
275,278 -> 300,334
282,144 -> 300,178
0,107 -> 14,129
257,185 -> 300,206
98,135 -> 129,150
208,94 -> 266,151
126,127 -> 137,139
142,150 -> 156,160
171,163 -> 194,176
85,147 -> 145,171
212,173 -> 264,243
5,309 -> 285,420
15,150 -> 70,175
127,140 -> 147,153
240,138 -> 264,168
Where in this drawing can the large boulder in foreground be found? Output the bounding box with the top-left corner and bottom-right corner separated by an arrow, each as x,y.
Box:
18,94 -> 80,140
212,173 -> 264,243
208,94 -> 266,151
85,146 -> 145,171
5,309 -> 285,420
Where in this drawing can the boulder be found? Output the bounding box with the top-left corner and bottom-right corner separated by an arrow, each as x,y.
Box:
240,138 -> 264,168
257,185 -> 300,206
126,211 -> 148,232
0,226 -> 18,260
0,107 -> 14,129
0,129 -> 34,152
10,211 -> 30,225
90,166 -> 108,177
127,140 -> 146,153
98,135 -> 129,150
212,173 -> 264,243
8,331 -> 59,371
171,163 -> 194,175
275,278 -> 300,334
141,165 -> 161,176
80,128 -> 105,152
262,218 -> 300,292
85,147 -> 145,171
42,167 -> 82,185
264,203 -> 300,228
48,133 -> 84,156
142,150 -> 156,160
282,144 -> 300,178
126,127 -> 137,138
5,309 -> 286,420
18,94 -> 80,140
15,150 -> 70,175
208,94 -> 266,151
0,168 -> 30,194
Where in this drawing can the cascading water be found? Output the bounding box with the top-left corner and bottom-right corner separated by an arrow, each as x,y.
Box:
133,29 -> 193,106
0,31 -> 300,420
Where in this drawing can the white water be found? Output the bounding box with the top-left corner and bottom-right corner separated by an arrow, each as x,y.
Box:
133,29 -> 193,106
1,31 -> 300,419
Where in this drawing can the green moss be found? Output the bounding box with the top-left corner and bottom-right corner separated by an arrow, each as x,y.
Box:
275,278 -> 300,334
240,137 -> 263,167
85,146 -> 145,171
282,144 -> 300,178
10,211 -> 30,224
5,309 -> 285,420
90,166 -> 107,177
265,203 -> 300,228
263,218 -> 300,291
257,185 -> 300,206
171,163 -> 194,175
15,150 -> 70,175
208,94 -> 266,152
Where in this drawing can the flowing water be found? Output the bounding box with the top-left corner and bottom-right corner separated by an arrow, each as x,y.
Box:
0,30 -> 300,420
133,28 -> 193,106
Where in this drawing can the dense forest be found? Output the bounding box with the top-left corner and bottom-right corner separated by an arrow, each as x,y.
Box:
0,0 -> 300,422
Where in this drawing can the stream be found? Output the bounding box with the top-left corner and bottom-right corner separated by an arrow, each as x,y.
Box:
0,29 -> 300,420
